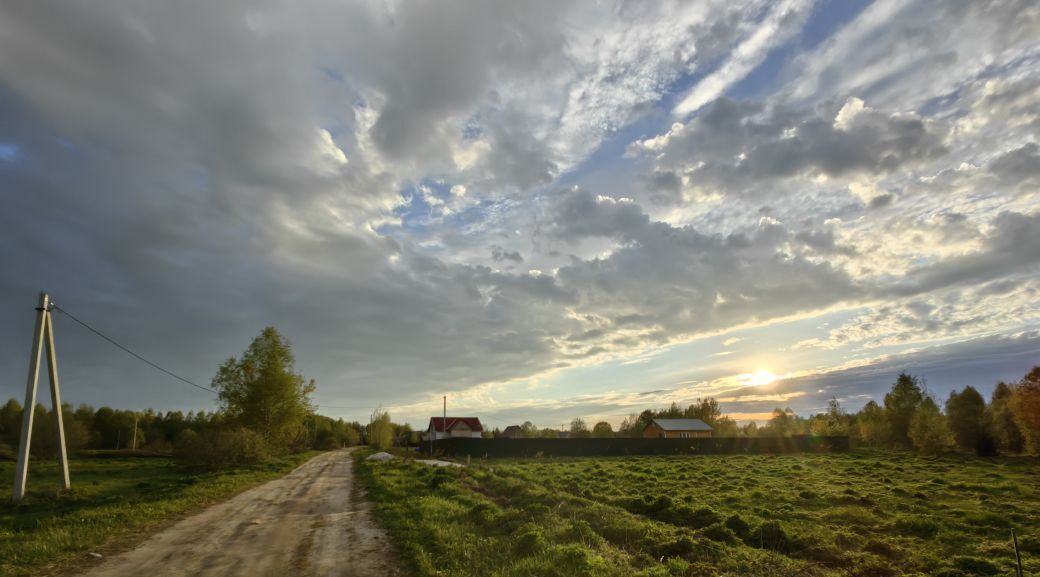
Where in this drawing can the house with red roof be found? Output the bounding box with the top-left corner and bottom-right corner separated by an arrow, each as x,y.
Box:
426,417 -> 484,440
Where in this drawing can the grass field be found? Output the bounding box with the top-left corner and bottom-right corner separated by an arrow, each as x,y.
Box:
0,451 -> 320,576
358,450 -> 1040,577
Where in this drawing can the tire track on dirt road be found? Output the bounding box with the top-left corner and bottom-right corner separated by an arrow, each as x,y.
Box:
74,449 -> 402,577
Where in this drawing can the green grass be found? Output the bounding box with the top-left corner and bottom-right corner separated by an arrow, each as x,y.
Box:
357,449 -> 1040,577
0,451 -> 321,576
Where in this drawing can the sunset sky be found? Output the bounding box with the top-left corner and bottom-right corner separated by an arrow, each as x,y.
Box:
1,0 -> 1038,429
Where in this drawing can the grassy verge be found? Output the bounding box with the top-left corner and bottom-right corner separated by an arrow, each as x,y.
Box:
0,451 -> 321,576
356,449 -> 1040,577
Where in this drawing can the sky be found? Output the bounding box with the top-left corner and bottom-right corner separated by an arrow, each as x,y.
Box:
1,0 -> 1038,430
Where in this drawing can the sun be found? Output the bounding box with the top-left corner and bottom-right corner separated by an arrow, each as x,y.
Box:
748,370 -> 776,386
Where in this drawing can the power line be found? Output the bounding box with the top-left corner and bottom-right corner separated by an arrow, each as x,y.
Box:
51,304 -> 219,396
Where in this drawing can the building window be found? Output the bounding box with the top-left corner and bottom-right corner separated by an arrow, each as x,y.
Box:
680,432 -> 690,439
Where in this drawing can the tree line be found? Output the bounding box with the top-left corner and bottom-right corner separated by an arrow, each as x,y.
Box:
496,367 -> 1040,456
0,328 -> 369,468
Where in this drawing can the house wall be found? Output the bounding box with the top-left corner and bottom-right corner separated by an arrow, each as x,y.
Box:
642,423 -> 712,438
643,423 -> 665,438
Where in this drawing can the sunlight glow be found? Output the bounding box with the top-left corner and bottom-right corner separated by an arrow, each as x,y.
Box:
748,370 -> 776,386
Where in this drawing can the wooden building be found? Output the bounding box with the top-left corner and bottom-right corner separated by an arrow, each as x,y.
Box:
642,418 -> 713,439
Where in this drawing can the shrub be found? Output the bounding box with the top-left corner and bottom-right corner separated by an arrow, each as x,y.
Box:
368,408 -> 394,450
174,427 -> 270,470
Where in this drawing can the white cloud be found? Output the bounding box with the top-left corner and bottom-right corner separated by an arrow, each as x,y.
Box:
673,0 -> 815,116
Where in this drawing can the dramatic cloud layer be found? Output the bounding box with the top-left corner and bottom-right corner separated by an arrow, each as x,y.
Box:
1,0 -> 1037,427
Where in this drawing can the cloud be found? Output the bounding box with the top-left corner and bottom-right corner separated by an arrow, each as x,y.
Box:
490,245 -> 524,264
673,0 -> 815,116
783,0 -> 1040,110
633,97 -> 949,199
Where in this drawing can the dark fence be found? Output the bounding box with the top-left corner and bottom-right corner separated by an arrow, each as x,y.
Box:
421,435 -> 849,458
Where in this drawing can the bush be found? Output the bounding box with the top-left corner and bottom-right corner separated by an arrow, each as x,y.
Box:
174,427 -> 270,470
368,409 -> 394,450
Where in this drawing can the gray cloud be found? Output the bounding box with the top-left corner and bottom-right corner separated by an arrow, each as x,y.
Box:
889,211 -> 1040,297
632,97 -> 948,199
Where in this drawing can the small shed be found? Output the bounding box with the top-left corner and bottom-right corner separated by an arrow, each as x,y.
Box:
426,417 -> 484,440
642,418 -> 713,439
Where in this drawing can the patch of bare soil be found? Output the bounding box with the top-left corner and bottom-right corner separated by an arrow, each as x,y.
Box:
73,449 -> 403,577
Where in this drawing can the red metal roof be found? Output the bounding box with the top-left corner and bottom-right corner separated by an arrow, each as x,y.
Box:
428,417 -> 484,432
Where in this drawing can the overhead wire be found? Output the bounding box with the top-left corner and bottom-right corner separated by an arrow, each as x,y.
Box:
50,301 -> 379,416
51,303 -> 219,396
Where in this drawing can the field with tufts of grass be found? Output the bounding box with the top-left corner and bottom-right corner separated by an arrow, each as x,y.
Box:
357,449 -> 1039,577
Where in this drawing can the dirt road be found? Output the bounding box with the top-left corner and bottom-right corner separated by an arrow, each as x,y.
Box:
75,449 -> 402,577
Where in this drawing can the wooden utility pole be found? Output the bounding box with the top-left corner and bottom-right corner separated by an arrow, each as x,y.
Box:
13,292 -> 70,501
131,414 -> 139,451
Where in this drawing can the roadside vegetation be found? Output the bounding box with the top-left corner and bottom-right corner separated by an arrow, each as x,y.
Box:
0,451 -> 319,576
359,449 -> 1039,577
0,327 -> 357,575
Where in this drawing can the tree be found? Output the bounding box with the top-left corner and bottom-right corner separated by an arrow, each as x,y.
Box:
0,398 -> 22,448
1011,366 -> 1040,454
856,401 -> 890,447
884,373 -> 925,448
945,386 -> 986,452
618,413 -> 644,437
987,381 -> 1025,453
741,421 -> 759,437
368,408 -> 394,450
519,421 -> 539,438
811,397 -> 851,437
760,408 -> 806,437
712,416 -> 740,437
569,417 -> 590,438
212,327 -> 315,451
684,398 -> 722,425
909,397 -> 954,454
591,421 -> 614,438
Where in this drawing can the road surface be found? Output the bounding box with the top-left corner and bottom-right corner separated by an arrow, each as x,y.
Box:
76,449 -> 402,577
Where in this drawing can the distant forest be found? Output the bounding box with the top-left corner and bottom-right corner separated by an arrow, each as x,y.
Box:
3,365 -> 1038,463
496,367 -> 1040,456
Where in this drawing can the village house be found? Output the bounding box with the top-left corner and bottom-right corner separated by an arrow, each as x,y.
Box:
642,418 -> 713,439
500,425 -> 522,439
425,417 -> 484,440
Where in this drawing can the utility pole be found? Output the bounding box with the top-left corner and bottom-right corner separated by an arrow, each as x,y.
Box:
13,292 -> 70,501
131,413 -> 139,451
